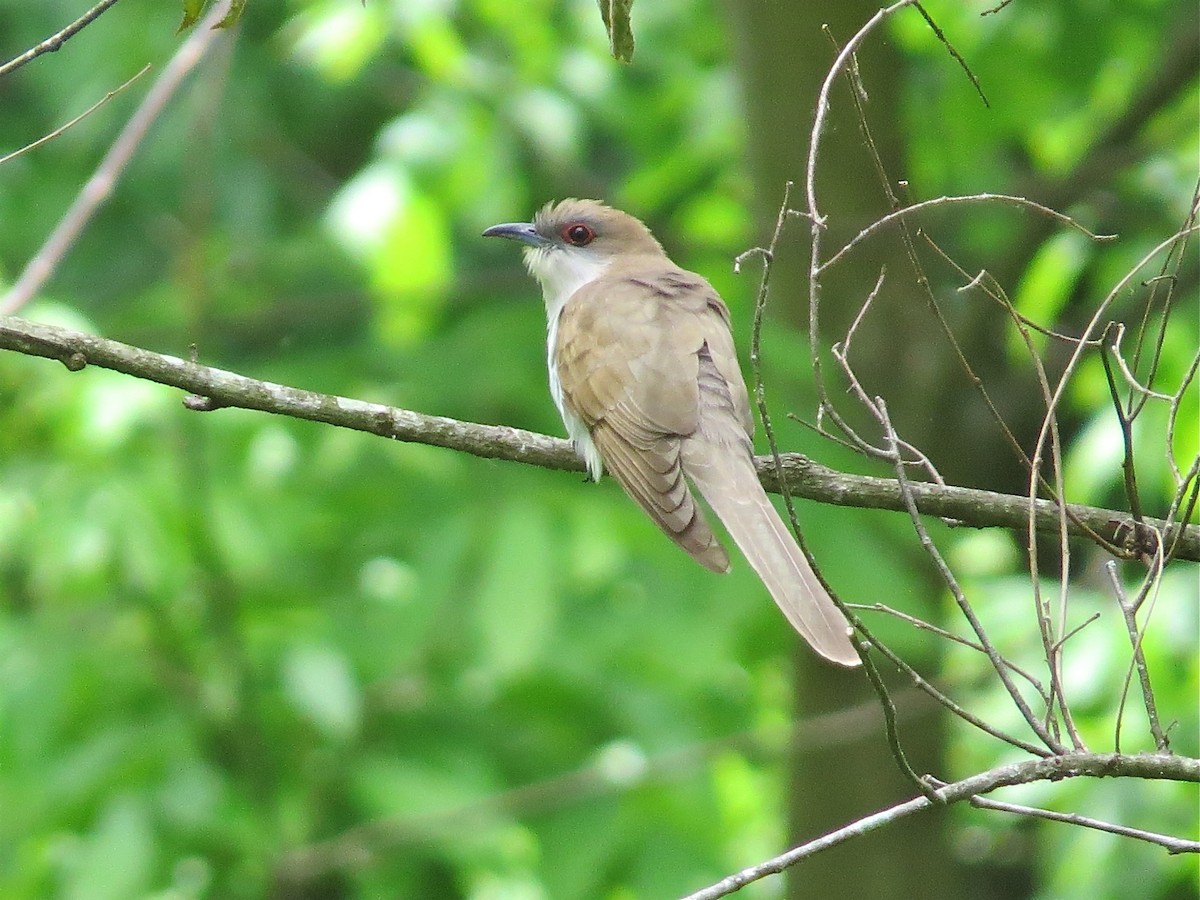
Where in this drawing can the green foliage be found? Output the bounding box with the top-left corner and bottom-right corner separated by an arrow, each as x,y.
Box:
0,1 -> 1195,898
178,0 -> 209,32
943,562 -> 1198,900
179,0 -> 249,31
597,0 -> 637,62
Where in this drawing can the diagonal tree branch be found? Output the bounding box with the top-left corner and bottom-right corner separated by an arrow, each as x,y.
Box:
966,794 -> 1198,855
2,312 -> 1197,562
0,0 -> 126,79
682,751 -> 1199,900
0,0 -> 235,315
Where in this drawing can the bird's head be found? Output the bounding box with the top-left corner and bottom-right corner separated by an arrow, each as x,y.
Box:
483,199 -> 664,304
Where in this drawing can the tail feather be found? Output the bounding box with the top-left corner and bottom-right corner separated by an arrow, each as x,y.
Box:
682,437 -> 859,667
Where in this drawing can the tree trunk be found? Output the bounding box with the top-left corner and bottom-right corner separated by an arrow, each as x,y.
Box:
723,2 -> 967,897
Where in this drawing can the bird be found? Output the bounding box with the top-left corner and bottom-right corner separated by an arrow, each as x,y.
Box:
483,199 -> 858,666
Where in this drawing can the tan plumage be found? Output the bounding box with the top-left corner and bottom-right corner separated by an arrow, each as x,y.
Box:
484,199 -> 859,666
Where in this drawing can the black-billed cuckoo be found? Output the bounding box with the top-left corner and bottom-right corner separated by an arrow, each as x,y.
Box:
484,199 -> 858,666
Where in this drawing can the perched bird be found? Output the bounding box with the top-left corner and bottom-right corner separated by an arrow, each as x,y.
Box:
484,199 -> 858,666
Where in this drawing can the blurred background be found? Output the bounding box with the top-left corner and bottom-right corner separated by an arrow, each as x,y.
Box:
0,1 -> 1196,898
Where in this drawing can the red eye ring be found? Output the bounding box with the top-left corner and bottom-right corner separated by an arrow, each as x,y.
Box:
562,223 -> 595,246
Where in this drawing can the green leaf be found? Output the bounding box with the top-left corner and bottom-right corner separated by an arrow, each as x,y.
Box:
216,0 -> 249,29
597,0 -> 635,63
178,0 -> 248,31
1008,230 -> 1091,360
281,643 -> 363,740
177,0 -> 209,32
473,498 -> 558,678
63,797 -> 154,900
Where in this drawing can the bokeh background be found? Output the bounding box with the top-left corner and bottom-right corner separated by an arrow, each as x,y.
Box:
0,1 -> 1196,898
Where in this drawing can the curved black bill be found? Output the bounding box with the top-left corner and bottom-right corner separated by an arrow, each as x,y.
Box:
482,222 -> 547,247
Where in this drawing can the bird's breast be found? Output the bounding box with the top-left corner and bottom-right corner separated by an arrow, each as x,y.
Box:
547,299 -> 604,481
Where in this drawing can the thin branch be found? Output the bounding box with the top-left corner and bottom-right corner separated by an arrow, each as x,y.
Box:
0,65 -> 151,166
1161,185 -> 1200,490
1019,224 -> 1200,737
955,252 -> 1080,752
851,603 -> 1046,694
877,398 -> 1063,753
1052,612 -> 1101,653
747,181 -> 809,545
681,752 -> 1199,900
966,794 -> 1200,855
826,619 -> 1049,756
1028,228 -> 1200,468
1128,181 -> 1197,417
854,638 -> 939,800
922,200 -> 1085,751
1165,352 -> 1200,486
911,2 -> 988,107
0,0 -> 235,315
1101,324 -> 1147,525
921,237 -> 1125,557
1110,323 -> 1178,403
818,193 -> 1113,274
805,0 -> 918,221
804,0 -> 920,457
0,0 -> 126,78
1164,458 -> 1200,564
1106,561 -> 1169,753
2,314 -> 1197,562
811,14 -> 1076,506
829,267 -> 947,483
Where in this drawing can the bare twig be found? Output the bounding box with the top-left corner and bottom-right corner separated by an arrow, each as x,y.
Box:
911,2 -> 989,107
1163,457 -> 1200,564
805,0 -> 917,220
915,214 -> 1089,751
1109,323 -> 1178,403
851,603 -> 1046,694
747,181 -> 808,543
0,0 -> 235,315
818,193 -> 1115,275
0,65 -> 151,167
966,794 -> 1199,855
854,638 -> 940,800
804,0 -> 920,457
1017,228 -> 1200,752
1052,613 -> 1101,653
920,238 -> 1126,558
1101,325 -> 1148,526
682,752 -> 1199,899
0,0 -> 126,78
876,398 -> 1064,753
1165,352 -> 1200,487
1027,229 -> 1200,460
1160,185 -> 1200,491
829,268 -> 947,483
1106,562 -> 1169,753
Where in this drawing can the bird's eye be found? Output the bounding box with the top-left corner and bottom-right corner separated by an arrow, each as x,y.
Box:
562,223 -> 595,246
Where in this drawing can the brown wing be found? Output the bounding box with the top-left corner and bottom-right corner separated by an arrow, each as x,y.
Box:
554,265 -> 745,573
556,263 -> 858,665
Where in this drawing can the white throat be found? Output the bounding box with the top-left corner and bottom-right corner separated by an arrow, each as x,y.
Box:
522,244 -> 612,312
523,244 -> 611,481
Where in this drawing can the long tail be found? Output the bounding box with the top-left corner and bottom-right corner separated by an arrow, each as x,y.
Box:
682,435 -> 859,667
